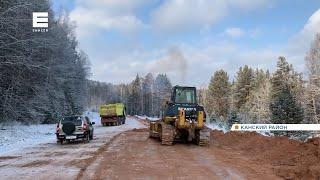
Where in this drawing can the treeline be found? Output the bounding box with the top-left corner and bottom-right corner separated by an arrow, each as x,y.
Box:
0,1 -> 89,124
205,34 -> 320,125
87,73 -> 172,117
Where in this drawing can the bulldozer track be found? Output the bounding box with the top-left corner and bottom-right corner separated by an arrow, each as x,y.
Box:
149,122 -> 159,138
197,127 -> 210,146
160,123 -> 175,145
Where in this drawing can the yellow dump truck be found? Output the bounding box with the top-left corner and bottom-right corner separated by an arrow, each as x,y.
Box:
99,103 -> 126,126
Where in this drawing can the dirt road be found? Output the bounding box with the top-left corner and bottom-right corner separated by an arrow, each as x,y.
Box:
0,117 -> 145,179
1,116 -> 320,180
78,128 -> 280,180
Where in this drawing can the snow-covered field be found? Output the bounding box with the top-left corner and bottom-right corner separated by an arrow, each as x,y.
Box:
0,113 -> 146,179
135,115 -> 160,121
0,124 -> 56,155
206,122 -> 228,133
0,112 -> 144,156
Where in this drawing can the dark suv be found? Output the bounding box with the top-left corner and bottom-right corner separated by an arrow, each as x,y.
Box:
56,116 -> 95,144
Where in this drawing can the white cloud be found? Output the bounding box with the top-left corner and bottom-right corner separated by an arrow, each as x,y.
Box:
69,0 -> 149,37
285,9 -> 320,74
151,0 -> 227,32
228,0 -> 273,11
76,0 -> 150,13
290,9 -> 320,53
67,1 -> 319,87
89,38 -> 281,87
151,0 -> 270,32
224,27 -> 245,38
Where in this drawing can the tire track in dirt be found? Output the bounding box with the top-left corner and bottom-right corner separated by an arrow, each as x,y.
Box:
75,131 -> 126,180
81,129 -> 275,179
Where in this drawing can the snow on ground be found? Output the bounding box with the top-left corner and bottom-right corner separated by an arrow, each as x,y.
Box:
135,115 -> 160,121
206,123 -> 228,133
0,124 -> 56,155
0,115 -> 146,180
0,112 -> 145,156
207,122 -> 275,137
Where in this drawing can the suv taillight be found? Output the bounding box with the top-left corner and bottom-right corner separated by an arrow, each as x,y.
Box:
83,123 -> 88,131
56,123 -> 60,133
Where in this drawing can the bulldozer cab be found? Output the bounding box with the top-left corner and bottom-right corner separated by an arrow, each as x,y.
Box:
171,86 -> 197,104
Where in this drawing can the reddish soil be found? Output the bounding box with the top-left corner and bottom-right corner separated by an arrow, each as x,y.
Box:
211,130 -> 320,179
80,129 -> 280,180
2,116 -> 320,179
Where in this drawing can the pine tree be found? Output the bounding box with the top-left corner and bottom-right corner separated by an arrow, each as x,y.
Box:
233,65 -> 254,111
305,33 -> 320,123
142,73 -> 154,116
129,74 -> 142,115
270,57 -> 304,124
270,86 -> 304,124
153,74 -> 172,117
247,76 -> 271,123
205,70 -> 230,120
197,87 -> 206,106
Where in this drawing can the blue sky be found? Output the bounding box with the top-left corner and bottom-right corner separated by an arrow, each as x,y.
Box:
52,0 -> 320,87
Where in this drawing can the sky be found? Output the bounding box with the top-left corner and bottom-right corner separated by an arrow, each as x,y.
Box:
52,0 -> 320,87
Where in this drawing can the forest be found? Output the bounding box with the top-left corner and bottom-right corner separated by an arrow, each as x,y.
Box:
0,0 -> 320,126
0,0 -> 90,123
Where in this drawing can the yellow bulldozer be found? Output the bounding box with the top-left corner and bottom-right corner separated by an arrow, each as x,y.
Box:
149,86 -> 210,145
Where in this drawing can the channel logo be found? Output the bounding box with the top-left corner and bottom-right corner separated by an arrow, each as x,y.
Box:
32,12 -> 48,32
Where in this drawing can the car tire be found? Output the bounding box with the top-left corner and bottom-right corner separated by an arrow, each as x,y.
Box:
57,139 -> 63,145
86,134 -> 90,143
90,132 -> 93,140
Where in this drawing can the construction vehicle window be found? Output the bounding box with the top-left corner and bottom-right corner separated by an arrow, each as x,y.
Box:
175,89 -> 196,104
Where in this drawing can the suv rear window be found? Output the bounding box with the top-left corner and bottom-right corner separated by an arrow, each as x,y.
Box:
62,116 -> 82,126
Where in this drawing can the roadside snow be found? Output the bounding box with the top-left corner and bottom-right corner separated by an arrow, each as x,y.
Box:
0,114 -> 146,180
135,115 -> 160,121
84,111 -> 101,126
0,124 -> 56,155
206,122 -> 275,137
206,123 -> 228,133
0,112 -> 145,156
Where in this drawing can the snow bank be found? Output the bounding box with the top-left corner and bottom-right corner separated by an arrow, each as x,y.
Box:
0,124 -> 56,155
135,115 -> 160,121
206,123 -> 228,133
0,111 -> 104,155
84,111 -> 101,126
206,122 -> 273,137
0,112 -> 146,155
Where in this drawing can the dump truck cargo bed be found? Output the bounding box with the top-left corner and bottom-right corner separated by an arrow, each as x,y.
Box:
99,103 -> 125,117
99,103 -> 126,126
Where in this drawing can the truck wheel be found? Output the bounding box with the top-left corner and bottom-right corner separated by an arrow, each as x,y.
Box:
86,134 -> 90,143
57,139 -> 63,145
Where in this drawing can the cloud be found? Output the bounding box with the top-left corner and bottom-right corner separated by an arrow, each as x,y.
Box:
285,9 -> 320,74
151,0 -> 271,32
65,0 -> 320,87
290,9 -> 320,53
69,0 -> 150,37
151,0 -> 227,32
224,27 -> 245,38
89,39 -> 281,87
228,0 -> 273,11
